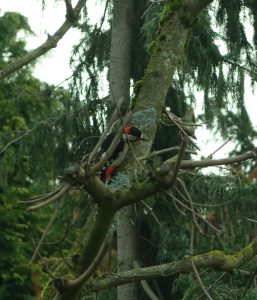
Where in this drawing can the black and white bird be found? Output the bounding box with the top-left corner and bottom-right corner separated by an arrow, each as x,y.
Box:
98,126 -> 143,182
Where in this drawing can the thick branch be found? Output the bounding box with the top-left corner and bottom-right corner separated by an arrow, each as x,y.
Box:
128,0 -> 215,178
180,151 -> 256,169
54,237 -> 112,299
113,152 -> 255,209
86,239 -> 257,292
83,176 -> 114,204
0,0 -> 87,80
134,0 -> 214,115
54,203 -> 116,300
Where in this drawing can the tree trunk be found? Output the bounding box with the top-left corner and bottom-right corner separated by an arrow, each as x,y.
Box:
109,0 -> 133,114
41,1 -> 215,299
117,206 -> 138,300
109,0 -> 138,299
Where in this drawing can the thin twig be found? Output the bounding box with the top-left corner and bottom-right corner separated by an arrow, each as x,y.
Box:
141,0 -> 157,19
127,139 -> 148,173
189,222 -> 195,256
0,129 -> 33,155
164,191 -> 220,234
30,199 -> 64,264
139,147 -> 196,161
90,112 -> 132,174
195,273 -> 226,300
141,200 -> 161,227
168,138 -> 188,187
192,200 -> 233,207
163,110 -> 199,150
87,97 -> 124,165
242,264 -> 257,299
177,178 -> 205,235
172,196 -> 187,216
207,137 -> 233,158
191,259 -> 213,300
244,217 -> 257,223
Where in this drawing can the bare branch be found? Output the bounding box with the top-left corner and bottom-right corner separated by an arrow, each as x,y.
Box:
30,199 -> 64,264
86,239 -> 257,292
195,272 -> 226,300
176,178 -> 205,235
139,147 -> 196,161
191,259 -> 213,300
113,151 -> 255,209
207,138 -> 233,158
87,97 -> 125,165
180,151 -> 256,169
164,191 -> 220,234
244,217 -> 257,223
90,112 -> 131,174
19,185 -> 64,204
0,0 -> 87,80
27,183 -> 71,211
167,138 -> 188,186
189,223 -> 195,256
55,236 -> 112,295
163,110 -> 199,150
133,261 -> 160,300
0,129 -> 33,155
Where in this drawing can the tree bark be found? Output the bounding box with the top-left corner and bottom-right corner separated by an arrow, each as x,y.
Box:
117,206 -> 138,300
109,0 -> 138,299
131,0 -> 214,161
109,0 -> 133,114
86,238 -> 257,292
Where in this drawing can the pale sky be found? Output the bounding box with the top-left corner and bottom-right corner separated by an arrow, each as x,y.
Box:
1,1 -> 257,164
1,0 -> 103,85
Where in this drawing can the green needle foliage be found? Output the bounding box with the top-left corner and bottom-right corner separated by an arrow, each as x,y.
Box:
3,0 -> 257,299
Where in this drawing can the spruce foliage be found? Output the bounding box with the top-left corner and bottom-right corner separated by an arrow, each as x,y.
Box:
3,1 -> 257,299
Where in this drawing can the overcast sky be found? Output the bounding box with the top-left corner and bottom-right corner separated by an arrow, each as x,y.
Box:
1,1 -> 257,164
1,0 -> 103,85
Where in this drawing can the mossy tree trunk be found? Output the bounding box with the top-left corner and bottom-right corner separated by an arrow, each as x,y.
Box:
42,1 -> 215,299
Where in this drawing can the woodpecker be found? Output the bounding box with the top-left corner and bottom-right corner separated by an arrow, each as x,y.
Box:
98,126 -> 143,183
